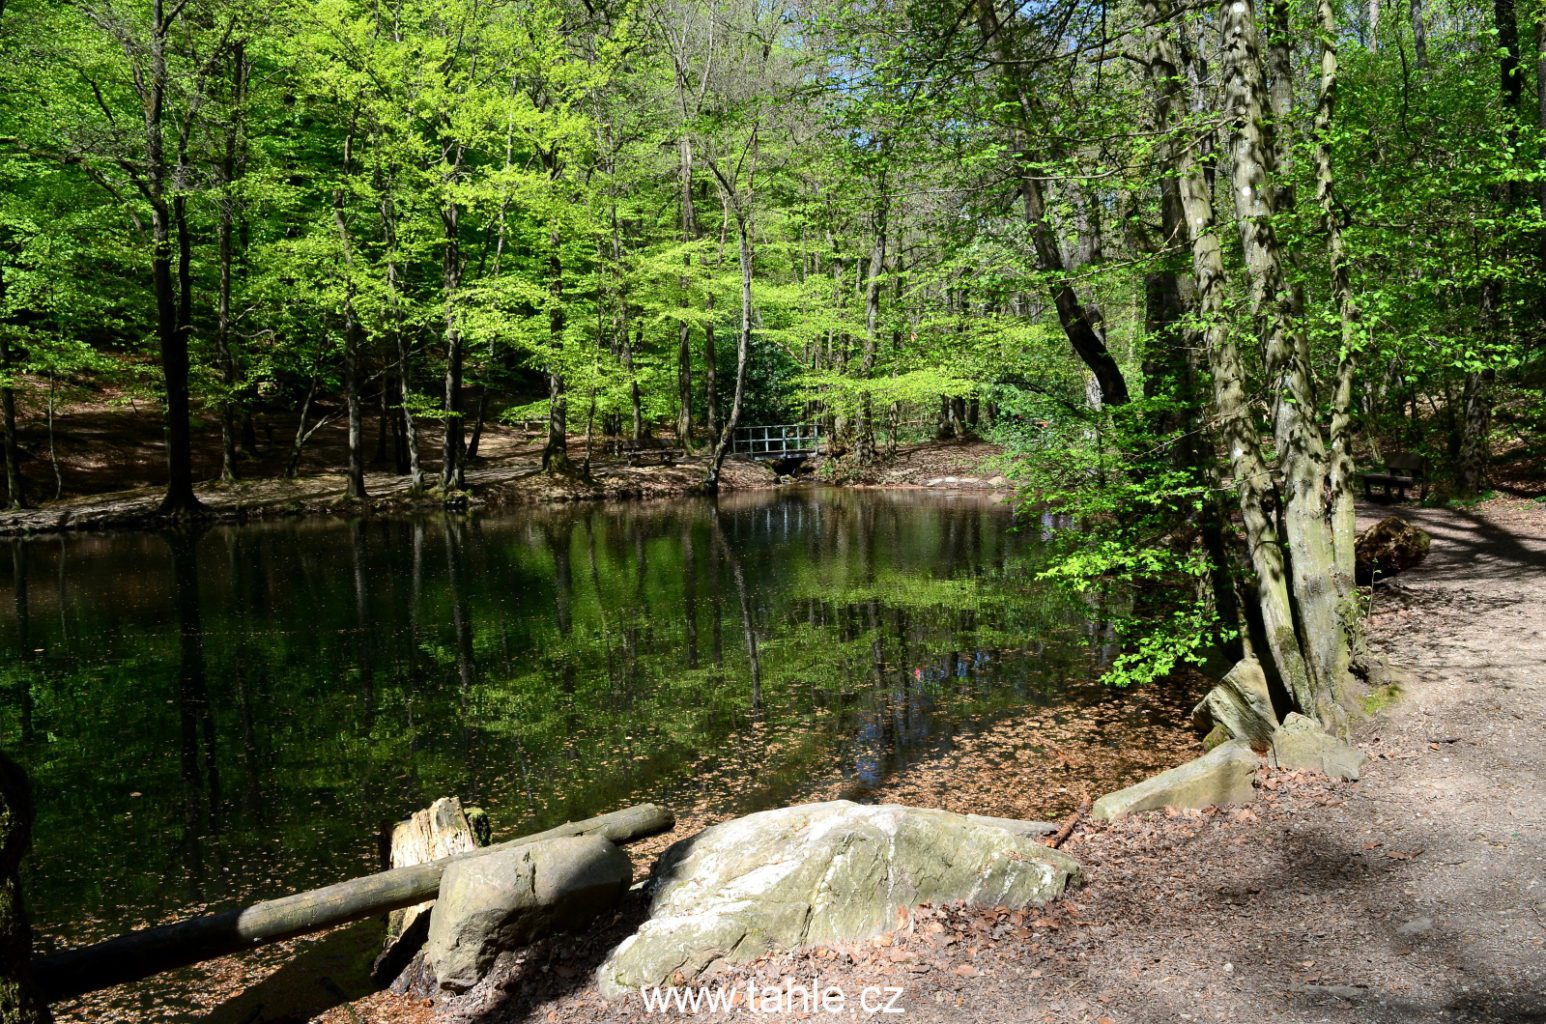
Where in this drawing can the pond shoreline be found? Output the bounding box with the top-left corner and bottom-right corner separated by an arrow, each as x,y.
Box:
305,497 -> 1544,1024
0,438 -> 1012,537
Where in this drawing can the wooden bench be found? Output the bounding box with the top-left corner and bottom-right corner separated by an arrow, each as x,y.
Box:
1360,452 -> 1428,501
620,441 -> 683,467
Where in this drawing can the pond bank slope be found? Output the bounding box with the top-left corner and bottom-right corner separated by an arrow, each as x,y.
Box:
341,498 -> 1543,1024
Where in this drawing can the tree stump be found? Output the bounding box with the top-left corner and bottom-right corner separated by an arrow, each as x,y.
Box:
0,751 -> 50,1024
372,797 -> 488,985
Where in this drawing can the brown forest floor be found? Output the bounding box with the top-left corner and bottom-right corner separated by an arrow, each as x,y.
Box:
297,496 -> 1546,1024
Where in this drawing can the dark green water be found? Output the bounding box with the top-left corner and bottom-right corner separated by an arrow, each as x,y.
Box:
0,487 -> 1117,959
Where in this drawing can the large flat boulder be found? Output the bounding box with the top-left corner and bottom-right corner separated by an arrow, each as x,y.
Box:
1091,740 -> 1261,820
1192,657 -> 1278,752
1271,713 -> 1366,780
595,802 -> 1079,997
426,835 -> 630,993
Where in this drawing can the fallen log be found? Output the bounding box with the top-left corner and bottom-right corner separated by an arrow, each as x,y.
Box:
33,802 -> 673,1002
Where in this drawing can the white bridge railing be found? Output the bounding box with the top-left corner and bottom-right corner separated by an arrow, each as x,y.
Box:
731,423 -> 823,459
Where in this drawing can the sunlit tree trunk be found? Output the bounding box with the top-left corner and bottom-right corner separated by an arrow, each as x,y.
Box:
677,135 -> 695,449
856,185 -> 887,465
333,127 -> 367,501
1221,0 -> 1350,727
1314,0 -> 1360,585
1144,0 -> 1348,729
705,189 -> 753,494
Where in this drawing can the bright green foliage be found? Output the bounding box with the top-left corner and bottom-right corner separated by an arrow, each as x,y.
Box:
1,0 -> 1544,684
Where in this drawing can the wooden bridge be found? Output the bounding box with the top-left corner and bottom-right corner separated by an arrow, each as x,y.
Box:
731,423 -> 823,460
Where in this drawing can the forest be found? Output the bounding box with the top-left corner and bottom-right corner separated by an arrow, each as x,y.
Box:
1,0 -> 1545,1019
3,0 -> 1543,702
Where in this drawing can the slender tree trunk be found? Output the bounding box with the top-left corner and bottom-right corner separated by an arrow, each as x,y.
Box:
1314,0 -> 1360,585
856,185 -> 887,465
1411,0 -> 1428,67
334,129 -> 367,501
441,199 -> 466,492
677,136 -> 695,449
1538,15 -> 1546,268
1459,0 -> 1523,494
214,43 -> 247,483
148,3 -> 200,517
380,191 -> 423,491
542,223 -> 574,475
706,196 -> 753,494
0,274 -> 26,508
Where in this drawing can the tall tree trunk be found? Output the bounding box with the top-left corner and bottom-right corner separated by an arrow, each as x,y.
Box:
1459,0 -> 1523,494
214,42 -> 247,483
1144,0 -> 1338,727
380,191 -> 423,491
1538,14 -> 1546,268
1314,0 -> 1360,585
706,195 -> 753,494
334,129 -> 367,502
856,185 -> 887,465
1222,0 -> 1349,726
677,136 -> 695,449
148,3 -> 200,517
1411,0 -> 1428,67
543,235 -> 573,475
0,269 -> 25,509
441,194 -> 466,492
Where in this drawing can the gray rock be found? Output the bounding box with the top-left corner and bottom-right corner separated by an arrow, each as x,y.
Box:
1090,741 -> 1261,821
595,802 -> 1080,997
1270,712 -> 1367,780
1192,658 -> 1278,752
962,813 -> 1059,837
426,835 -> 630,993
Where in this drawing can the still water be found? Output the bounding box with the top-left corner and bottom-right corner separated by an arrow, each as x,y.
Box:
0,487 -> 1120,960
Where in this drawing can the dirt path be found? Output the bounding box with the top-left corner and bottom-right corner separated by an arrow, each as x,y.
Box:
336,498 -> 1543,1024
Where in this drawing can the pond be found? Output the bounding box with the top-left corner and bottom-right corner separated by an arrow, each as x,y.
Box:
0,486 -> 1169,1013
